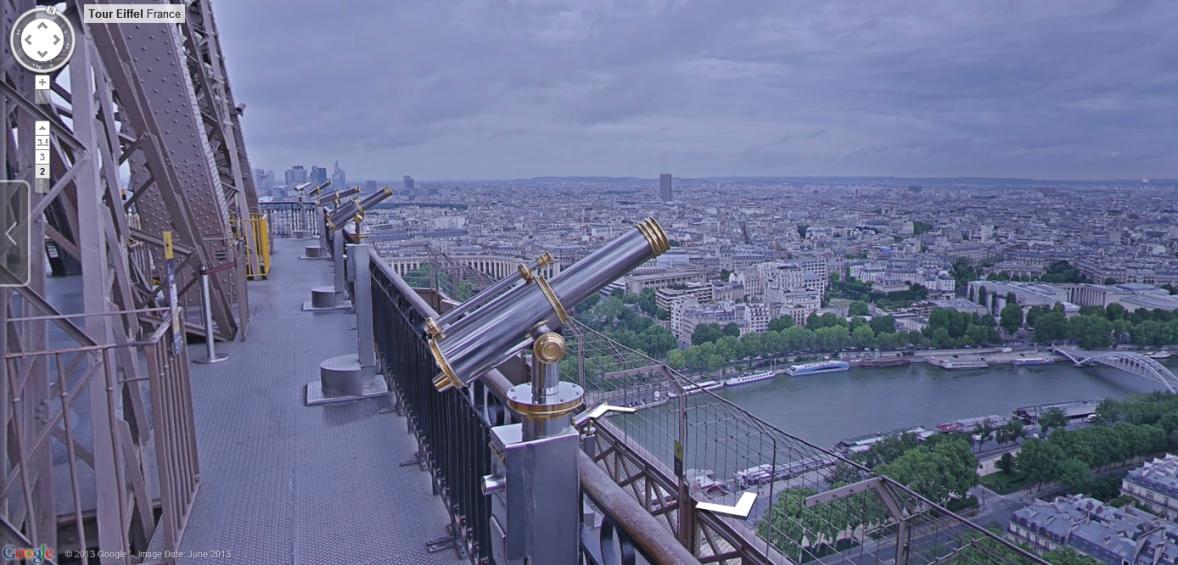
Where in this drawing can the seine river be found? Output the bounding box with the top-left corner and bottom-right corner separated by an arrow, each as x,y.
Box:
717,360 -> 1178,448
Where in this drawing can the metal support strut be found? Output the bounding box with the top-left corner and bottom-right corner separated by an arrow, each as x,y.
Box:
195,266 -> 229,364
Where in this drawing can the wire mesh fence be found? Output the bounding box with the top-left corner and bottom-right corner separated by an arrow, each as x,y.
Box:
380,245 -> 497,302
566,318 -> 1043,564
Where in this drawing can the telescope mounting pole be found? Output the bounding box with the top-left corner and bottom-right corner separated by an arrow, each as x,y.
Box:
483,325 -> 584,563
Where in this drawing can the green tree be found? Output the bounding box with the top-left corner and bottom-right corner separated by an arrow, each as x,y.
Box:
848,300 -> 870,317
756,487 -> 883,560
767,315 -> 795,332
808,312 -> 847,330
1057,458 -> 1093,493
999,303 -> 1023,334
721,322 -> 741,338
1068,314 -> 1114,349
976,285 -> 988,306
1039,260 -> 1088,283
997,452 -> 1015,474
1033,311 -> 1070,344
869,315 -> 896,335
973,422 -> 995,449
666,349 -> 686,370
781,326 -> 816,352
930,327 -> 954,348
877,437 -> 977,505
996,418 -> 1025,446
815,326 -> 851,351
635,288 -> 666,318
1105,303 -> 1126,320
851,325 -> 877,349
1039,408 -> 1068,435
1043,548 -> 1102,565
691,323 -> 724,346
1017,439 -> 1066,488
950,258 -> 977,295
796,224 -> 809,239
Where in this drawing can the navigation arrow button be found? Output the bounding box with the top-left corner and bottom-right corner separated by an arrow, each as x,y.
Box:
695,491 -> 758,519
0,181 -> 30,287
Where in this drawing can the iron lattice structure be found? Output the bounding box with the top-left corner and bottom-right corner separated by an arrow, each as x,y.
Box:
2,0 -> 255,558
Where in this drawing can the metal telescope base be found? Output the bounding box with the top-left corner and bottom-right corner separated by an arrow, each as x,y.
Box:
300,243 -> 330,260
193,352 -> 230,364
304,353 -> 388,406
302,286 -> 352,312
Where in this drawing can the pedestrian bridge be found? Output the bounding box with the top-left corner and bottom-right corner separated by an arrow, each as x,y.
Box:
1053,347 -> 1178,392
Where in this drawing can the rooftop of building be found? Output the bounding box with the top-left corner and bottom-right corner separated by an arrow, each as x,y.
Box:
1126,454 -> 1178,498
1011,495 -> 1178,564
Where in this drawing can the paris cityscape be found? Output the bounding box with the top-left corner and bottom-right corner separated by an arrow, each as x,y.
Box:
254,166 -> 1178,563
5,1 -> 1178,563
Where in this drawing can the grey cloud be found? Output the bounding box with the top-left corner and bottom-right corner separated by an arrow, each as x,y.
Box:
214,0 -> 1178,180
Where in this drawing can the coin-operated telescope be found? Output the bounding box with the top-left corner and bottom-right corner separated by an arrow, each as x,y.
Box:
423,218 -> 669,564
424,251 -> 555,337
326,186 -> 394,234
306,180 -> 331,199
290,182 -> 318,239
316,186 -> 360,208
304,187 -> 395,309
427,217 -> 669,393
292,181 -> 313,198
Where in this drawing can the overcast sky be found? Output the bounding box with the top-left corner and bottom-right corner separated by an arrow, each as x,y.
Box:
214,1 -> 1178,181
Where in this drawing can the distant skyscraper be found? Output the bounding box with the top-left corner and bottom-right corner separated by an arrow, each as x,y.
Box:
331,160 -> 346,188
403,175 -> 415,191
310,165 -> 328,185
364,180 -> 377,193
284,165 -> 307,186
659,173 -> 673,202
253,168 -> 274,192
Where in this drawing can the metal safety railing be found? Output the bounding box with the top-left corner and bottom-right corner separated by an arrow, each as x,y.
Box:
258,201 -> 319,238
370,254 -> 500,562
238,213 -> 271,280
1,307 -> 199,563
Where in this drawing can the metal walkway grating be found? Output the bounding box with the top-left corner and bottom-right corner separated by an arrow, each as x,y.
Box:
177,238 -> 461,564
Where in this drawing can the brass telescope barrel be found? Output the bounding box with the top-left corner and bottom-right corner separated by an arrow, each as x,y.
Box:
424,252 -> 555,339
317,186 -> 360,207
306,180 -> 332,198
429,218 -> 669,391
326,186 -> 394,231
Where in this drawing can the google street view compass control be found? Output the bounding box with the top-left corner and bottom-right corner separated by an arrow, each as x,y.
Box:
10,6 -> 76,73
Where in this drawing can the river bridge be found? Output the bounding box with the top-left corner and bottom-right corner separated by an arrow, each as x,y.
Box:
1,2 -> 1041,563
1053,347 -> 1178,392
